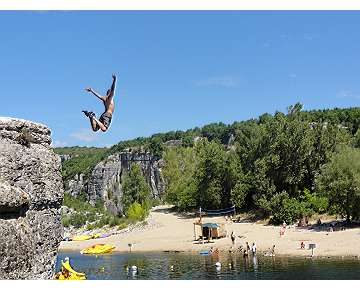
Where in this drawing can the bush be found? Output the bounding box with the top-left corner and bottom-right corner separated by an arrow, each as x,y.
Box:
61,216 -> 71,228
108,216 -> 123,227
151,198 -> 162,207
86,223 -> 96,231
270,194 -> 315,225
62,192 -> 125,229
126,202 -> 147,222
118,222 -> 128,230
271,198 -> 298,224
300,189 -> 328,214
256,191 -> 288,217
69,212 -> 88,228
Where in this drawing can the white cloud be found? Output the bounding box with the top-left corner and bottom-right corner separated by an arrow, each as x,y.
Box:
195,76 -> 240,88
337,90 -> 360,99
51,140 -> 68,148
70,128 -> 99,142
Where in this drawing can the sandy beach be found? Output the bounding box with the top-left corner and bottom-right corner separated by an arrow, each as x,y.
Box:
59,205 -> 360,258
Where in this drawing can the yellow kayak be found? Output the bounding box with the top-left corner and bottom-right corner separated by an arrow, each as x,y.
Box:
54,258 -> 86,280
72,234 -> 92,241
80,243 -> 115,255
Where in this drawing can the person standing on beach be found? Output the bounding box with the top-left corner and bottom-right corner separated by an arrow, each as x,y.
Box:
251,242 -> 257,255
82,74 -> 117,132
243,248 -> 249,258
246,242 -> 250,252
280,223 -> 286,237
231,231 -> 236,245
300,241 -> 305,249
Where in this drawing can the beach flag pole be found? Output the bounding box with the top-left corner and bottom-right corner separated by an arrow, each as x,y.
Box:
199,207 -> 204,244
193,223 -> 196,241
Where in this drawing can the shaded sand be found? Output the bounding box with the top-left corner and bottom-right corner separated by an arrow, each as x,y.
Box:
59,205 -> 360,257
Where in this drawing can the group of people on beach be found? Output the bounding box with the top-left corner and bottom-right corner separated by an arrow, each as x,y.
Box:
230,231 -> 258,257
229,231 -> 277,257
242,241 -> 257,257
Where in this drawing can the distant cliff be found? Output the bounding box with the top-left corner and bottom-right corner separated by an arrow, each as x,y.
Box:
62,150 -> 164,215
0,117 -> 63,279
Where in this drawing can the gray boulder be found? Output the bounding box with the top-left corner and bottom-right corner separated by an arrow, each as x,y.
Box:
0,117 -> 63,279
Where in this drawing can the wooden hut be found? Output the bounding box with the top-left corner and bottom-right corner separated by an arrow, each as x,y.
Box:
193,222 -> 227,241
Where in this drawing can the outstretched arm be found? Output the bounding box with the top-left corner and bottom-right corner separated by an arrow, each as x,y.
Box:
85,87 -> 105,101
108,74 -> 117,97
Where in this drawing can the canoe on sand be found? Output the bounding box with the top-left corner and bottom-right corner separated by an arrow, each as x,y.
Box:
80,244 -> 115,255
72,234 -> 93,241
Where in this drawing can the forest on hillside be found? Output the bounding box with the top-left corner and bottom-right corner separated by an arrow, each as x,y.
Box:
55,104 -> 360,224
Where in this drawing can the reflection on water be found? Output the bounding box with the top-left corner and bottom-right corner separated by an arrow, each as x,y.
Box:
57,251 -> 360,280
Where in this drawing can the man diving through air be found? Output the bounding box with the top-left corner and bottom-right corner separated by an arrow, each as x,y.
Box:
82,74 -> 117,132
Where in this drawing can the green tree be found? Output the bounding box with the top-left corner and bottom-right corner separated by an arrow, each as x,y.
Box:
192,139 -> 245,210
224,150 -> 248,209
249,108 -> 314,212
193,139 -> 226,209
303,122 -> 351,191
162,147 -> 197,210
353,128 -> 360,148
201,122 -> 230,143
121,163 -> 151,215
315,146 -> 360,222
243,104 -> 350,217
147,136 -> 164,158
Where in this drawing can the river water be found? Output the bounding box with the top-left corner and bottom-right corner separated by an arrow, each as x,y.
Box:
57,251 -> 360,280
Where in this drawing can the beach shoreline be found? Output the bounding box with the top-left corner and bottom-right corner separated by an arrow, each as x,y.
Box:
59,205 -> 360,258
57,248 -> 360,260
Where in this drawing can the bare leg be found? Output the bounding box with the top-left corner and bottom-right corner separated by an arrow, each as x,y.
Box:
83,111 -> 100,132
90,117 -> 99,132
92,116 -> 107,132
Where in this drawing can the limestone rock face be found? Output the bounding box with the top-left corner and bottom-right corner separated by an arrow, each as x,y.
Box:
87,153 -> 122,214
86,152 -> 164,215
67,173 -> 85,197
0,117 -> 63,279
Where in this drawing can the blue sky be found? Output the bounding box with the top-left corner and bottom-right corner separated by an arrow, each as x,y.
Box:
1,11 -> 360,147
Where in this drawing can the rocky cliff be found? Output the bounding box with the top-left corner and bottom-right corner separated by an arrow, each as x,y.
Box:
0,117 -> 63,279
63,151 -> 164,215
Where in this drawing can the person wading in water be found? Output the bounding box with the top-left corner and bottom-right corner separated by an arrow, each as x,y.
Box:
82,74 -> 117,132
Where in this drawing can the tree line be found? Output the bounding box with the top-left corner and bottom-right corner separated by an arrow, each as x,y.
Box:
162,104 -> 360,224
55,104 -> 360,224
57,105 -> 360,184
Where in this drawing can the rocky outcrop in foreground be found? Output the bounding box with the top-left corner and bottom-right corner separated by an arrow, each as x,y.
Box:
0,117 -> 63,279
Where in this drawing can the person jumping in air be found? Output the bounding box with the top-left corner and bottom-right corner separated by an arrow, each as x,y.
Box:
82,74 -> 117,132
